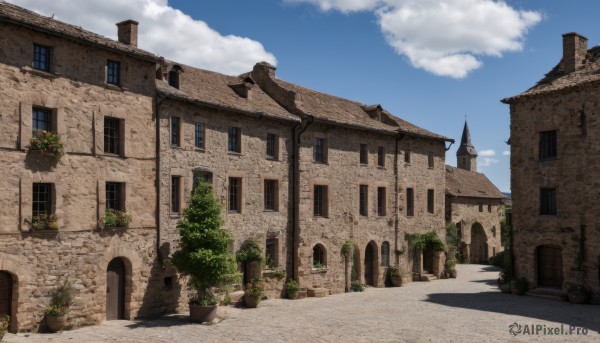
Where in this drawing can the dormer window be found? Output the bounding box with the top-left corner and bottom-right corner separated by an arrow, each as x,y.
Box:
168,65 -> 182,89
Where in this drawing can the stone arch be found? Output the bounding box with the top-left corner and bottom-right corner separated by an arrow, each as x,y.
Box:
364,241 -> 379,286
0,253 -> 33,332
97,243 -> 143,321
534,244 -> 563,288
470,222 -> 487,264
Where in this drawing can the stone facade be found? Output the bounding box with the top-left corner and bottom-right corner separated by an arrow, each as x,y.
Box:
503,32 -> 600,300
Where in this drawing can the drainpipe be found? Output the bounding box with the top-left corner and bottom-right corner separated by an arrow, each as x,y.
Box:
394,133 -> 405,265
291,116 -> 313,281
155,93 -> 166,264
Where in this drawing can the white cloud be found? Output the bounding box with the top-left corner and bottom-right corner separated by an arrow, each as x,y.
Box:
502,150 -> 510,156
287,0 -> 541,78
478,157 -> 499,168
8,0 -> 277,75
479,149 -> 496,157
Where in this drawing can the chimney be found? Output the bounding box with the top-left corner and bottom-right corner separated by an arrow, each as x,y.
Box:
562,32 -> 588,74
253,62 -> 276,78
116,20 -> 139,47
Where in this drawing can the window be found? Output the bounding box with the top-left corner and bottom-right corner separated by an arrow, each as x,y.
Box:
194,123 -> 204,149
359,185 -> 368,216
377,187 -> 386,216
106,182 -> 124,210
228,127 -> 241,153
427,189 -> 434,214
32,183 -> 52,216
539,130 -> 557,160
104,117 -> 121,155
170,117 -> 180,147
192,171 -> 213,190
228,177 -> 242,212
171,176 -> 181,214
313,185 -> 328,217
168,70 -> 179,89
314,138 -> 326,163
488,204 -> 492,213
32,107 -> 51,135
359,144 -> 368,164
405,150 -> 411,163
478,203 -> 483,212
381,242 -> 390,267
264,179 -> 278,211
377,146 -> 385,167
428,152 -> 434,169
492,226 -> 497,238
266,238 -> 278,268
266,133 -> 277,159
313,244 -> 326,267
406,188 -> 414,217
540,188 -> 557,215
106,60 -> 121,86
33,44 -> 50,72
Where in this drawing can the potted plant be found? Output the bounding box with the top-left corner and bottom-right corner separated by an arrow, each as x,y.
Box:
351,280 -> 365,292
170,179 -> 238,323
44,279 -> 73,332
389,265 -> 406,287
30,130 -> 65,161
0,314 -> 9,341
286,279 -> 299,299
26,213 -> 59,230
244,277 -> 265,308
510,277 -> 528,296
567,284 -> 589,304
445,256 -> 458,279
497,272 -> 511,293
103,208 -> 132,228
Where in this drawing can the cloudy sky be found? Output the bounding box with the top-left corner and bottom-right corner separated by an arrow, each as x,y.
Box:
8,0 -> 600,192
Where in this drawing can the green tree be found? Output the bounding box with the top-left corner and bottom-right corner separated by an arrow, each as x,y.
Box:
170,179 -> 237,305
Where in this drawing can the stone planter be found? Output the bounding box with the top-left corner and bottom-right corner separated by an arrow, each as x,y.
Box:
189,304 -> 217,323
448,269 -> 457,279
567,293 -> 589,304
46,315 -> 67,332
288,292 -> 298,300
244,295 -> 260,308
391,276 -> 404,287
499,283 -> 511,294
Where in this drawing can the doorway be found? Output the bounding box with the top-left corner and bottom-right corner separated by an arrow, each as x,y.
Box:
537,245 -> 563,288
106,258 -> 125,320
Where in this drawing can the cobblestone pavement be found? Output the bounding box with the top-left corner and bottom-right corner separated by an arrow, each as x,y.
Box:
4,265 -> 599,342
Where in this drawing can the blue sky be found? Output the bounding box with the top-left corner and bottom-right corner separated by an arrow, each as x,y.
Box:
11,1 -> 600,192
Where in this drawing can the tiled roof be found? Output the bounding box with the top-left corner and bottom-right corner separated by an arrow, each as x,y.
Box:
502,45 -> 600,103
157,62 -> 299,123
272,78 -> 452,141
0,2 -> 158,62
445,165 -> 505,199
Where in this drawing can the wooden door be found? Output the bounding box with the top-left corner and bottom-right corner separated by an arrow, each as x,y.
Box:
538,246 -> 563,288
364,244 -> 374,286
0,272 -> 12,319
106,259 -> 125,320
423,249 -> 434,273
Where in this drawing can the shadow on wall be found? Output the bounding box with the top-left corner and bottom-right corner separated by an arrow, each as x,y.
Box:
425,291 -> 600,333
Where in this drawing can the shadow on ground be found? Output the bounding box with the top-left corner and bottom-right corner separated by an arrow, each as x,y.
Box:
425,291 -> 600,334
125,315 -> 193,329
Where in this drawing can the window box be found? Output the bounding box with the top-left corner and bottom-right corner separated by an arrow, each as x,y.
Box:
25,213 -> 58,231
103,208 -> 132,228
29,130 -> 64,161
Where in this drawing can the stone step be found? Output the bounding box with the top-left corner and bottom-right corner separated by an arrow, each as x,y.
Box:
307,288 -> 329,297
420,274 -> 437,282
228,290 -> 245,304
527,287 -> 565,302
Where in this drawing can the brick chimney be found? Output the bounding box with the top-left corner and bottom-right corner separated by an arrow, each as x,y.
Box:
562,32 -> 588,73
116,20 -> 139,47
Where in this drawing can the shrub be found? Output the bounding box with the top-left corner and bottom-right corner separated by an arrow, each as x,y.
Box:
351,281 -> 365,292
0,314 -> 9,331
30,131 -> 65,161
286,280 -> 299,295
489,251 -> 506,268
409,231 -> 445,252
28,213 -> 58,230
236,240 -> 264,265
341,240 -> 354,259
388,264 -> 402,278
104,208 -> 132,228
45,278 -> 73,316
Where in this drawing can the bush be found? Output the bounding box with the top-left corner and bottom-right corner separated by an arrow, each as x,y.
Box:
0,314 -> 9,331
45,278 -> 73,316
244,277 -> 265,300
341,240 -> 354,259
409,231 -> 445,252
104,208 -> 132,228
30,131 -> 65,161
236,240 -> 264,265
28,213 -> 58,230
351,281 -> 365,292
489,251 -> 506,268
286,280 -> 299,295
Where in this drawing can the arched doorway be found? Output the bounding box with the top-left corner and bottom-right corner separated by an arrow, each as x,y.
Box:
106,258 -> 126,320
0,271 -> 13,329
537,245 -> 563,288
364,242 -> 377,286
470,223 -> 487,264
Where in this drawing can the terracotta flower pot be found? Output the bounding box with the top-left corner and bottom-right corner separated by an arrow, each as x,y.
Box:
189,304 -> 217,323
288,292 -> 298,300
46,315 -> 67,332
391,276 -> 404,287
244,295 -> 260,308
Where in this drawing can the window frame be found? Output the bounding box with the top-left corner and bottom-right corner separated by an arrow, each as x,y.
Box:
228,127 -> 241,153
312,244 -> 326,267
168,70 -> 179,89
428,152 -> 434,169
313,138 -> 327,163
406,188 -> 414,217
266,238 -> 278,268
32,107 -> 52,136
264,179 -> 278,211
228,177 -> 242,213
478,203 -> 483,212
313,185 -> 328,217
171,176 -> 181,214
194,122 -> 205,149
170,116 -> 181,147
32,183 -> 52,217
359,184 -> 368,217
106,182 -> 125,211
104,117 -> 122,155
539,130 -> 557,161
359,144 -> 368,165
33,44 -> 51,72
266,133 -> 278,159
377,146 -> 385,167
377,187 -> 386,216
106,59 -> 121,86
404,150 -> 411,163
540,188 -> 557,215
427,189 -> 434,214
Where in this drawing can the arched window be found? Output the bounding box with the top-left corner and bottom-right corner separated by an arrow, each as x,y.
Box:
313,244 -> 326,268
381,241 -> 390,267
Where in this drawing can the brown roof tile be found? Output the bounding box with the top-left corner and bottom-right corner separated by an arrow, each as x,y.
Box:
0,2 -> 158,62
158,62 -> 299,123
445,165 -> 505,199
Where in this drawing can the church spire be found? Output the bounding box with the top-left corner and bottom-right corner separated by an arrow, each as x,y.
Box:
456,120 -> 478,172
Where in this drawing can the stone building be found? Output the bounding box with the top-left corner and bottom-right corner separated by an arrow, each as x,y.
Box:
0,3 -> 168,332
502,32 -> 600,301
445,122 -> 505,263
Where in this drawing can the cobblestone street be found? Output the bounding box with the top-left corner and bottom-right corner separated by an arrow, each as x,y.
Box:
3,265 -> 598,343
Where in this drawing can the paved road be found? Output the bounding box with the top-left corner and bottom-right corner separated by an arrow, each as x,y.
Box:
4,265 -> 599,342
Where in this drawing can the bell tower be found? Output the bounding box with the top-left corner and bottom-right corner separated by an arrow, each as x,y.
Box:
456,121 -> 477,172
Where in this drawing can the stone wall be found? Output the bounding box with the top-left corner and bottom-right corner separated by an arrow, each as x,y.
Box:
509,85 -> 600,297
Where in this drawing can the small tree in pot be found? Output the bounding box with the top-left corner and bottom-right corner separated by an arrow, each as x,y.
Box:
170,179 -> 238,323
44,278 -> 73,332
